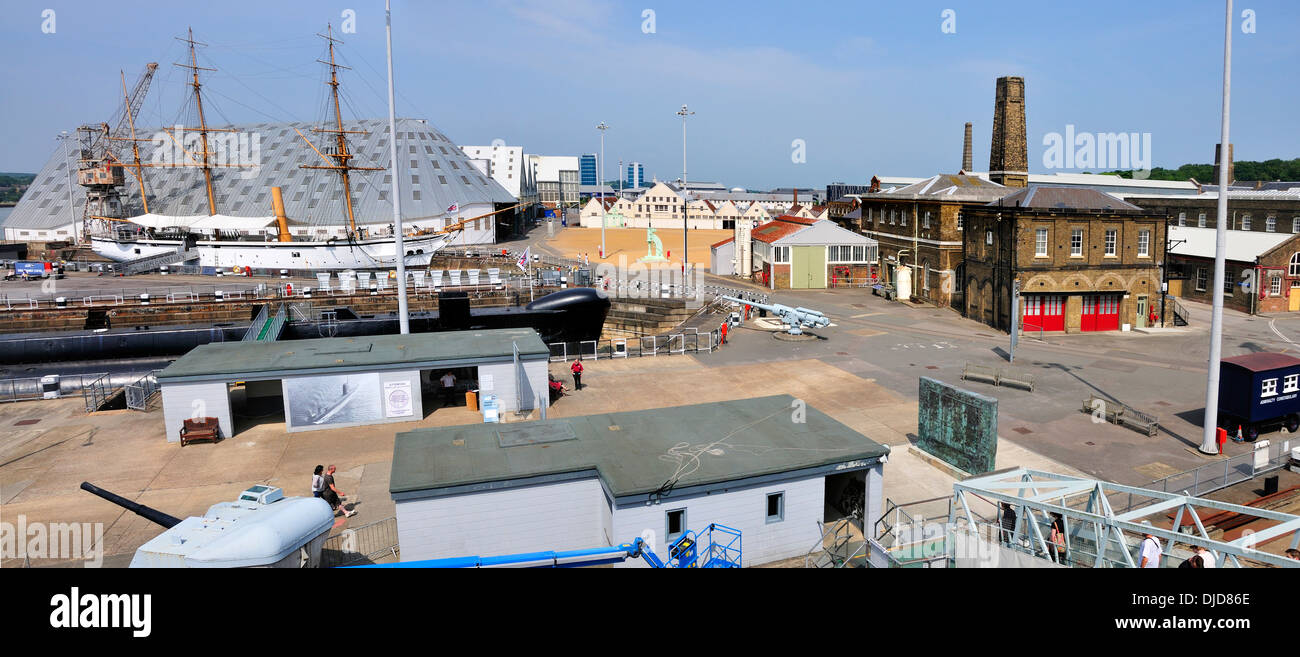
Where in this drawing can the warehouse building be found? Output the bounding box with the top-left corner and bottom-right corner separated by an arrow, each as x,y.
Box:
156,328 -> 549,442
389,395 -> 889,567
751,217 -> 879,289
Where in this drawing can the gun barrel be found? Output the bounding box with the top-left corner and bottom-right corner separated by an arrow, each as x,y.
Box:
793,307 -> 827,317
80,481 -> 182,529
721,296 -> 776,311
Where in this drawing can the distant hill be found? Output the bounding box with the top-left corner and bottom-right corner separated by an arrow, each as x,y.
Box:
1101,158 -> 1300,182
0,173 -> 35,204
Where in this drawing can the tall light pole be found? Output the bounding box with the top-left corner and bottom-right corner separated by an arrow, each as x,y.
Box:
56,131 -> 76,240
384,0 -> 410,334
677,104 -> 693,275
597,121 -> 608,259
1201,0 -> 1234,454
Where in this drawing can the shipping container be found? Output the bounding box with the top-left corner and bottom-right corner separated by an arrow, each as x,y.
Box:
1217,352 -> 1300,441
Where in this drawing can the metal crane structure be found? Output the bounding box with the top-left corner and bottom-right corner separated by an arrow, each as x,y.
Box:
722,296 -> 830,335
357,523 -> 743,569
75,62 -> 159,235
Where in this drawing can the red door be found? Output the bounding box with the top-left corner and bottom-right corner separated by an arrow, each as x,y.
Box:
1022,295 -> 1064,332
1081,294 -> 1120,331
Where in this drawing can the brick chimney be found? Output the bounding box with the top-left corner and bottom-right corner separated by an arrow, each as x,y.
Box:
962,122 -> 973,173
989,76 -> 1028,187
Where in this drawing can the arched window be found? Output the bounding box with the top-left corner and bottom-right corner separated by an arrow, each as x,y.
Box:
1290,253 -> 1300,277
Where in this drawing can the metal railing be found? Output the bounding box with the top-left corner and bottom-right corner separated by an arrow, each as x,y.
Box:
1135,439 -> 1293,503
242,305 -> 270,342
123,370 -> 161,411
320,516 -> 400,568
81,373 -> 117,413
549,329 -> 722,362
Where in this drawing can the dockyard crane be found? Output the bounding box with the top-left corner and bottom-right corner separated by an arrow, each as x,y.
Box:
76,62 -> 159,234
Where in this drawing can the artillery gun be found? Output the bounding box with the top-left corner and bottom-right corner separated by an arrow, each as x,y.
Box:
721,296 -> 830,335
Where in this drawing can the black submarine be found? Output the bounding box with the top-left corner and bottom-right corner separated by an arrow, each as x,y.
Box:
0,287 -> 610,386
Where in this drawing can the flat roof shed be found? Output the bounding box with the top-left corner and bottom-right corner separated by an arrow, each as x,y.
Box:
156,329 -> 550,441
390,395 -> 890,565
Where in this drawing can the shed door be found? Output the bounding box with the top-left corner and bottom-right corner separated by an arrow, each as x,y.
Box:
1081,294 -> 1120,331
1290,281 -> 1300,312
791,246 -> 826,289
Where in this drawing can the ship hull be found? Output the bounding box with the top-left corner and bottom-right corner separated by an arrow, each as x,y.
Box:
90,233 -> 450,270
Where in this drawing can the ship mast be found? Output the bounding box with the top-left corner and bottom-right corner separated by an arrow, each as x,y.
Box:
172,28 -> 228,216
300,25 -> 381,235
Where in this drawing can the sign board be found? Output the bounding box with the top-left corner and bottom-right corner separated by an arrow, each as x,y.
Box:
916,377 -> 998,475
383,380 -> 413,418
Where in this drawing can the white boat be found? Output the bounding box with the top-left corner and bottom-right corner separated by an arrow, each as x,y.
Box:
90,231 -> 448,270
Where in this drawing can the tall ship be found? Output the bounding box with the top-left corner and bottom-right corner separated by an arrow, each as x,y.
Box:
65,27 -> 520,271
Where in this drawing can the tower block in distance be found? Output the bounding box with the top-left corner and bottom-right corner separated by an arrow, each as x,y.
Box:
989,76 -> 1028,188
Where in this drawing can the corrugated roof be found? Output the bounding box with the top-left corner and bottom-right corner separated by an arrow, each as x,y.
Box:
862,173 -> 1010,202
711,236 -> 734,249
752,219 -> 808,244
3,118 -> 514,231
772,220 -> 878,247
987,186 -> 1143,211
1167,225 -> 1294,262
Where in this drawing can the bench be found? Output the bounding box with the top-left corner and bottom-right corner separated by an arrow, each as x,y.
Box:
962,362 -> 1035,392
1081,395 -> 1158,437
180,417 -> 222,447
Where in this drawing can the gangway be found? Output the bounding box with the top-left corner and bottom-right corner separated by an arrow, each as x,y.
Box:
356,523 -> 742,568
121,247 -> 191,275
242,304 -> 287,342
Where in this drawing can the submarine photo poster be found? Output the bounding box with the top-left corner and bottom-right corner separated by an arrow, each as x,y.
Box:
283,373 -> 382,429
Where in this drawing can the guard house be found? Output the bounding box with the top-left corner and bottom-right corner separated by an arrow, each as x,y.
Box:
389,395 -> 889,567
157,328 -> 550,441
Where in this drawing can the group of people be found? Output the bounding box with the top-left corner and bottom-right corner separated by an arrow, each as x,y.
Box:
548,360 -> 584,404
311,464 -> 356,518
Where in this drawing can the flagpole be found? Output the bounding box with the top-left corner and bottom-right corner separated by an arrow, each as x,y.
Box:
385,0 -> 410,334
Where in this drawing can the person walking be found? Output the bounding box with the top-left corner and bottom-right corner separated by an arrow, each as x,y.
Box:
1139,525 -> 1162,568
1000,502 -> 1017,547
1178,554 -> 1204,569
570,359 -> 584,391
311,465 -> 325,498
1049,514 -> 1067,565
321,465 -> 356,518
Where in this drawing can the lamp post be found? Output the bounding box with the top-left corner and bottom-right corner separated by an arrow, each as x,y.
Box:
677,104 -> 694,275
597,121 -> 608,259
1201,0 -> 1233,455
56,131 -> 76,240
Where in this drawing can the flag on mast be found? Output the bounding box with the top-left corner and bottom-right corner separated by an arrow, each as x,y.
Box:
517,247 -> 530,272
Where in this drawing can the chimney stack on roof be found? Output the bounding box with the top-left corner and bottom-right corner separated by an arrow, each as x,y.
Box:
989,76 -> 1028,188
962,122 -> 973,173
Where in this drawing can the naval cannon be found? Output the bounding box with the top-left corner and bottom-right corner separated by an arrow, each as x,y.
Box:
721,296 -> 830,335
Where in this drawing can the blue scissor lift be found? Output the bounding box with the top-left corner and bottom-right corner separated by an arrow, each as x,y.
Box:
359,523 -> 742,568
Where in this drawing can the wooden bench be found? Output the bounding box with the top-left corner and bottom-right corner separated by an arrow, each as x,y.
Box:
1081,395 -> 1158,436
180,417 -> 222,447
962,362 -> 1035,392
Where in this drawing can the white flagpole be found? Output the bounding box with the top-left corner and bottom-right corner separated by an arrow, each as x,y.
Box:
1200,0 -> 1234,454
385,0 -> 410,334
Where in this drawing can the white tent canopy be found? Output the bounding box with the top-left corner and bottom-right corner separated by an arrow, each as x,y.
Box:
126,213 -> 279,233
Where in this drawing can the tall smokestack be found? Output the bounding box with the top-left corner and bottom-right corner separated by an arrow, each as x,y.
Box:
989,76 -> 1028,187
962,122 -> 973,173
1213,143 -> 1234,186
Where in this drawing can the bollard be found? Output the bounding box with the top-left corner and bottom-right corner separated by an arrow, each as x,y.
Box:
160,266 -> 169,276
55,296 -> 67,308
370,284 -> 378,296
303,287 -> 312,299
216,270 -> 224,277
280,269 -> 289,279
139,294 -> 150,306
214,290 -> 224,302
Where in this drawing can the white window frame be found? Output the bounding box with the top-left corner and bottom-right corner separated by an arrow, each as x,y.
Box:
1195,267 -> 1207,292
1293,217 -> 1300,234
1177,212 -> 1186,227
1271,275 -> 1283,296
1242,214 -> 1252,231
1198,213 -> 1207,228
1285,374 -> 1299,394
1035,228 -> 1048,257
1104,229 -> 1117,256
923,211 -> 931,229
1262,378 -> 1278,398
1267,215 -> 1277,233
1070,229 -> 1083,257
1138,230 -> 1150,257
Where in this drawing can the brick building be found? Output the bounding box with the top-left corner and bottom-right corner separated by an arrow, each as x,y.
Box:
1126,189 -> 1300,235
857,173 -> 1010,307
1166,225 -> 1300,315
963,186 -> 1166,333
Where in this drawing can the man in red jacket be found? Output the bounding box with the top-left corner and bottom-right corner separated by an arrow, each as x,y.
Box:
570,359 -> 584,391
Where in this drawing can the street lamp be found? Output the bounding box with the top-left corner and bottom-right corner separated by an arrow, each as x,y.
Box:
56,131 -> 77,241
597,121 -> 608,259
677,104 -> 694,275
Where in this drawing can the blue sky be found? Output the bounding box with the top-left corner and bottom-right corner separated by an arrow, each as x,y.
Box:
1,0 -> 1297,189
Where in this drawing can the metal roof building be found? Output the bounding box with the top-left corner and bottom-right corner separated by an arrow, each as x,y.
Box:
3,118 -> 516,242
389,394 -> 889,566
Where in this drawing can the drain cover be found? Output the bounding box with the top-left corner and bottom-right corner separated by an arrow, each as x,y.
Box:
1013,427 -> 1032,434
14,419 -> 40,426
1085,441 -> 1096,446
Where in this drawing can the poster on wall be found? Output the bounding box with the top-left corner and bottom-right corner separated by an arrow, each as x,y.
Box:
284,373 -> 381,429
383,380 -> 414,418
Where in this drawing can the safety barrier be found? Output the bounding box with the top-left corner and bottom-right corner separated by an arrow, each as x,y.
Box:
124,370 -> 161,411
82,295 -> 125,307
320,516 -> 400,568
